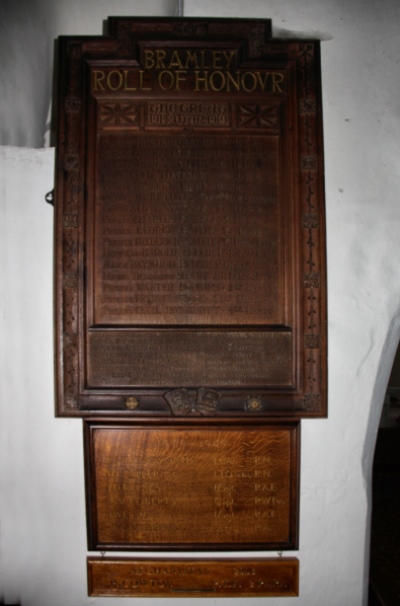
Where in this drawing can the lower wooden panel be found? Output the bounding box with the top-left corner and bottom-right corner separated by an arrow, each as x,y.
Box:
87,557 -> 299,597
84,420 -> 299,550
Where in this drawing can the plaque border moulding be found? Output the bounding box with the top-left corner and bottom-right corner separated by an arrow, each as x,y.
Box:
54,17 -> 327,418
84,419 -> 300,552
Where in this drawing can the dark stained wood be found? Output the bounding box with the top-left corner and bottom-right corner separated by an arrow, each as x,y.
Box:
84,419 -> 299,551
87,556 -> 299,597
54,18 -> 327,417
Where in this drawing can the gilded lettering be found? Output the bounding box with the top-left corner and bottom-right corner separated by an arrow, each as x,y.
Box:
194,70 -> 209,92
255,483 -> 275,491
214,580 -> 242,590
200,50 -> 212,69
93,70 -> 106,91
234,567 -> 256,576
255,496 -> 285,506
215,469 -> 252,479
148,483 -> 160,493
156,50 -> 167,69
223,50 -> 237,69
141,496 -> 175,506
158,70 -> 175,90
191,69 -> 285,93
214,484 -> 234,495
255,456 -> 271,465
272,72 -> 285,93
142,49 -> 238,72
169,50 -> 184,69
123,69 -> 137,91
174,70 -> 188,91
139,70 -> 152,92
107,70 -> 123,91
184,51 -> 199,69
225,71 -> 241,92
214,456 -> 234,464
241,72 -> 258,93
209,71 -> 226,92
212,50 -> 223,69
255,509 -> 275,518
214,496 -> 234,507
93,54 -> 283,95
143,50 -> 155,69
256,71 -> 270,91
254,469 -> 271,478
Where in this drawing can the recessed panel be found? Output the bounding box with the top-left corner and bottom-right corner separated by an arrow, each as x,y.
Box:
85,420 -> 299,550
94,131 -> 282,326
87,329 -> 293,387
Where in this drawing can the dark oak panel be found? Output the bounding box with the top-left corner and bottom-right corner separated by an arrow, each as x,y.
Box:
55,18 -> 327,417
87,557 -> 299,597
94,132 -> 282,327
88,329 -> 293,388
84,420 -> 299,550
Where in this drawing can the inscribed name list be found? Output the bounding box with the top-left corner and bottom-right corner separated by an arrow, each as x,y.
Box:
88,424 -> 298,549
94,131 -> 282,326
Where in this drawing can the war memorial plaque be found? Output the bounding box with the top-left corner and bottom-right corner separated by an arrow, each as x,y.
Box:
87,556 -> 299,597
55,17 -> 326,417
84,420 -> 299,550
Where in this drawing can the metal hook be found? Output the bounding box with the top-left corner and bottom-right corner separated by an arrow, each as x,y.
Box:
45,189 -> 54,206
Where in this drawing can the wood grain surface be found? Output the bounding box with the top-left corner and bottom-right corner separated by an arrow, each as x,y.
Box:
87,557 -> 299,597
85,420 -> 299,550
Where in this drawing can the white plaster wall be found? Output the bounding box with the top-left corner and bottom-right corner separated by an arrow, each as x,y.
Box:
1,1 -> 400,605
0,0 -> 176,148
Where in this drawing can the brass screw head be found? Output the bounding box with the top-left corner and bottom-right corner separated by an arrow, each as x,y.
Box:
125,397 -> 139,410
245,396 -> 263,411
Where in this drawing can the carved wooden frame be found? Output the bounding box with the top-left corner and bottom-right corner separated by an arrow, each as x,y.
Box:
54,18 -> 327,417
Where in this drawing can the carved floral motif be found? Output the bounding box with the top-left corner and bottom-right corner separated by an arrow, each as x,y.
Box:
172,22 -> 208,37
304,394 -> 321,412
64,154 -> 79,171
301,156 -> 318,171
304,273 -> 320,289
64,273 -> 78,289
303,214 -> 319,229
292,41 -> 324,407
299,98 -> 316,115
63,213 -> 78,229
305,334 -> 321,349
66,97 -> 81,112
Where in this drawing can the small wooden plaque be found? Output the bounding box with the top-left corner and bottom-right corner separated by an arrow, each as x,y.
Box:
87,557 -> 299,597
55,17 -> 327,418
84,420 -> 299,550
